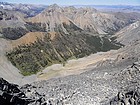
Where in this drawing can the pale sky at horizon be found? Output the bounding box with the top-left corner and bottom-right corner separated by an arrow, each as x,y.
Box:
1,0 -> 140,5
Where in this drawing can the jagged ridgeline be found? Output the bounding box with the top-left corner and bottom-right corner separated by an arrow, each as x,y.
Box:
6,22 -> 121,76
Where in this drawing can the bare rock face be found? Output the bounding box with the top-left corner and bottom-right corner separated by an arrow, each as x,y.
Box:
0,4 -> 140,40
0,77 -> 51,105
29,4 -> 72,33
1,38 -> 140,105
68,10 -> 140,34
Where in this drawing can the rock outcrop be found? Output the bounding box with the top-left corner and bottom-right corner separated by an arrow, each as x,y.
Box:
109,61 -> 140,105
110,89 -> 140,105
0,78 -> 33,105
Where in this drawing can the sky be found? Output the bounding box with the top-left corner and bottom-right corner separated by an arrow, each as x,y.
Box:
1,0 -> 140,5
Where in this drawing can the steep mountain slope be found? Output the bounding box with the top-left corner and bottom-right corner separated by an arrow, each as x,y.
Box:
0,38 -> 23,84
0,9 -> 26,28
96,21 -> 140,67
64,8 -> 120,34
6,25 -> 120,75
69,5 -> 140,35
0,4 -> 140,105
1,57 -> 140,105
0,9 -> 28,39
0,8 -> 47,40
20,56 -> 140,105
28,4 -> 74,33
1,29 -> 140,105
29,4 -> 140,34
114,21 -> 140,45
10,32 -> 46,48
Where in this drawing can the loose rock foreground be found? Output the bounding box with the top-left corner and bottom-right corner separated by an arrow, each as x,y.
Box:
0,59 -> 140,105
23,61 -> 140,105
0,78 -> 32,105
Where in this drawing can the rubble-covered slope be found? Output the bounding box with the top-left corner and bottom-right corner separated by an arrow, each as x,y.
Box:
0,38 -> 23,84
1,54 -> 140,105
114,21 -> 140,45
20,54 -> 140,105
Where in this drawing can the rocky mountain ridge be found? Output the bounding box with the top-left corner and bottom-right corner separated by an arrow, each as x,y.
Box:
0,4 -> 140,40
29,4 -> 140,34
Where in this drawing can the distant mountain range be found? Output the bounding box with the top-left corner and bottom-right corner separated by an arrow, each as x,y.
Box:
0,2 -> 48,17
1,2 -> 140,14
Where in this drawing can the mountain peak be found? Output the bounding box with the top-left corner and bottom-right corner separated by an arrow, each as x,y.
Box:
48,4 -> 62,10
50,4 -> 59,8
43,3 -> 63,13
